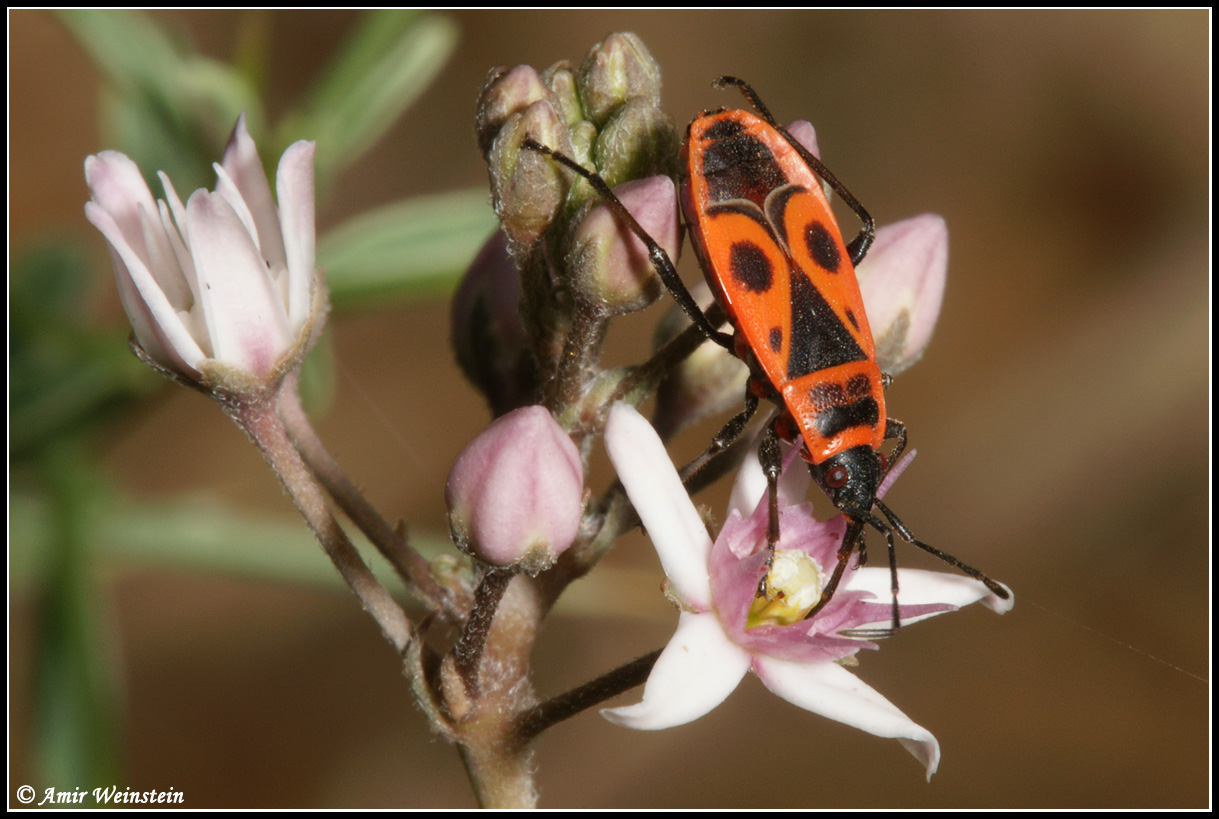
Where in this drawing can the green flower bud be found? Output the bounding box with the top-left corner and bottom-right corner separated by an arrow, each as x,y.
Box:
651,282 -> 749,440
487,99 -> 572,249
577,32 -> 663,128
476,65 -> 556,159
594,97 -> 677,188
540,61 -> 584,128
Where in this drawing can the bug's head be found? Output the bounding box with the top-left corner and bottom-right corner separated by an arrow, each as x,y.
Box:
810,446 -> 884,518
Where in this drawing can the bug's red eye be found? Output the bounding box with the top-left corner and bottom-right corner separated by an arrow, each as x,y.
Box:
826,466 -> 849,488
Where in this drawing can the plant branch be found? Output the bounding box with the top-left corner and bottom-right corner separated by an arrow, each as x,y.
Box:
232,392 -> 413,655
278,375 -> 462,620
509,647 -> 661,750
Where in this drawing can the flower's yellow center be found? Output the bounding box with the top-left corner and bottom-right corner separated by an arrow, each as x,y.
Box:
746,549 -> 825,629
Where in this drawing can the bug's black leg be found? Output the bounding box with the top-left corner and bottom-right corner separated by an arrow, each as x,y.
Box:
521,139 -> 734,352
754,418 -> 785,598
759,419 -> 783,551
678,391 -> 760,487
883,417 -> 907,472
803,518 -> 865,620
829,510 -> 904,638
874,499 -> 1010,600
713,76 -> 875,266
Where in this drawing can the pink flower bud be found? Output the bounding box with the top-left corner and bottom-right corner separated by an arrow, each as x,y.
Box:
856,214 -> 948,376
445,406 -> 583,574
566,174 -> 680,315
451,230 -> 538,415
784,120 -> 820,159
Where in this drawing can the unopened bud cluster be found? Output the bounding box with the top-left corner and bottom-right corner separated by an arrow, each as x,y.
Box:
476,33 -> 679,320
449,33 -> 683,571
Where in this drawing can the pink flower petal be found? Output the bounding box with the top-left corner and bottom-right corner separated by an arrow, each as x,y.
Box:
220,113 -> 287,273
856,214 -> 948,376
726,437 -> 811,518
84,200 -> 205,374
753,655 -> 941,780
185,190 -> 291,378
84,152 -> 159,261
601,611 -> 751,729
276,140 -> 317,332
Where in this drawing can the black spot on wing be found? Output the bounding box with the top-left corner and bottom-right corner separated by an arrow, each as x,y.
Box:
787,264 -> 867,379
730,241 -> 773,294
769,326 -> 783,353
805,221 -> 841,273
846,373 -> 871,398
844,307 -> 860,332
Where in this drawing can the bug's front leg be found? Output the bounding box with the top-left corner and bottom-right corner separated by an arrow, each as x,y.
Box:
883,416 -> 907,472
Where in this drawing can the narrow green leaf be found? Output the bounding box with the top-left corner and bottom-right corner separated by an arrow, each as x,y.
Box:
60,9 -> 260,189
318,189 -> 497,308
33,448 -> 122,786
281,12 -> 459,185
11,489 -> 452,594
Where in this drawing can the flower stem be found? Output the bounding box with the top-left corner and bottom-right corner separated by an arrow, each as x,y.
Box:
510,648 -> 662,749
453,568 -> 513,697
277,377 -> 462,620
232,393 -> 413,655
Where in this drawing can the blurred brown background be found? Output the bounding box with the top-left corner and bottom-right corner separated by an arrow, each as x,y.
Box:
10,10 -> 1208,808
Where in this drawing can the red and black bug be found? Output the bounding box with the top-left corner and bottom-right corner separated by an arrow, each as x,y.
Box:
527,77 -> 1007,633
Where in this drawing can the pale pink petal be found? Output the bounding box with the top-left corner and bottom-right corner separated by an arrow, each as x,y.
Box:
276,140 -> 317,331
601,611 -> 751,729
848,567 -> 1009,615
876,448 -> 917,500
219,113 -> 286,272
84,152 -> 159,261
185,190 -> 291,378
784,120 -> 820,159
856,214 -> 948,376
754,656 -> 941,780
605,403 -> 713,610
85,201 -> 205,374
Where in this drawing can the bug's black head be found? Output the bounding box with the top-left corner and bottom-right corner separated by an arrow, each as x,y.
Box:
810,446 -> 884,518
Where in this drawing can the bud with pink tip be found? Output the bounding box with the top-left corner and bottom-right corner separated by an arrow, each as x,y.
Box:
445,406 -> 584,574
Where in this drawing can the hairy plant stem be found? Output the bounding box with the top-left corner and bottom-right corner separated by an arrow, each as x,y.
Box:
453,568 -> 513,697
232,393 -> 413,655
277,376 -> 461,620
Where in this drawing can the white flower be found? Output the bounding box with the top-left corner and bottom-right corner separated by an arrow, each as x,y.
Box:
602,402 -> 1012,779
85,115 -> 320,391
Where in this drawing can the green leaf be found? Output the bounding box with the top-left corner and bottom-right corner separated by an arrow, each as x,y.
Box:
11,488 -> 452,594
279,11 -> 459,186
59,9 -> 260,190
32,448 -> 122,786
9,241 -> 158,462
318,189 -> 497,309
